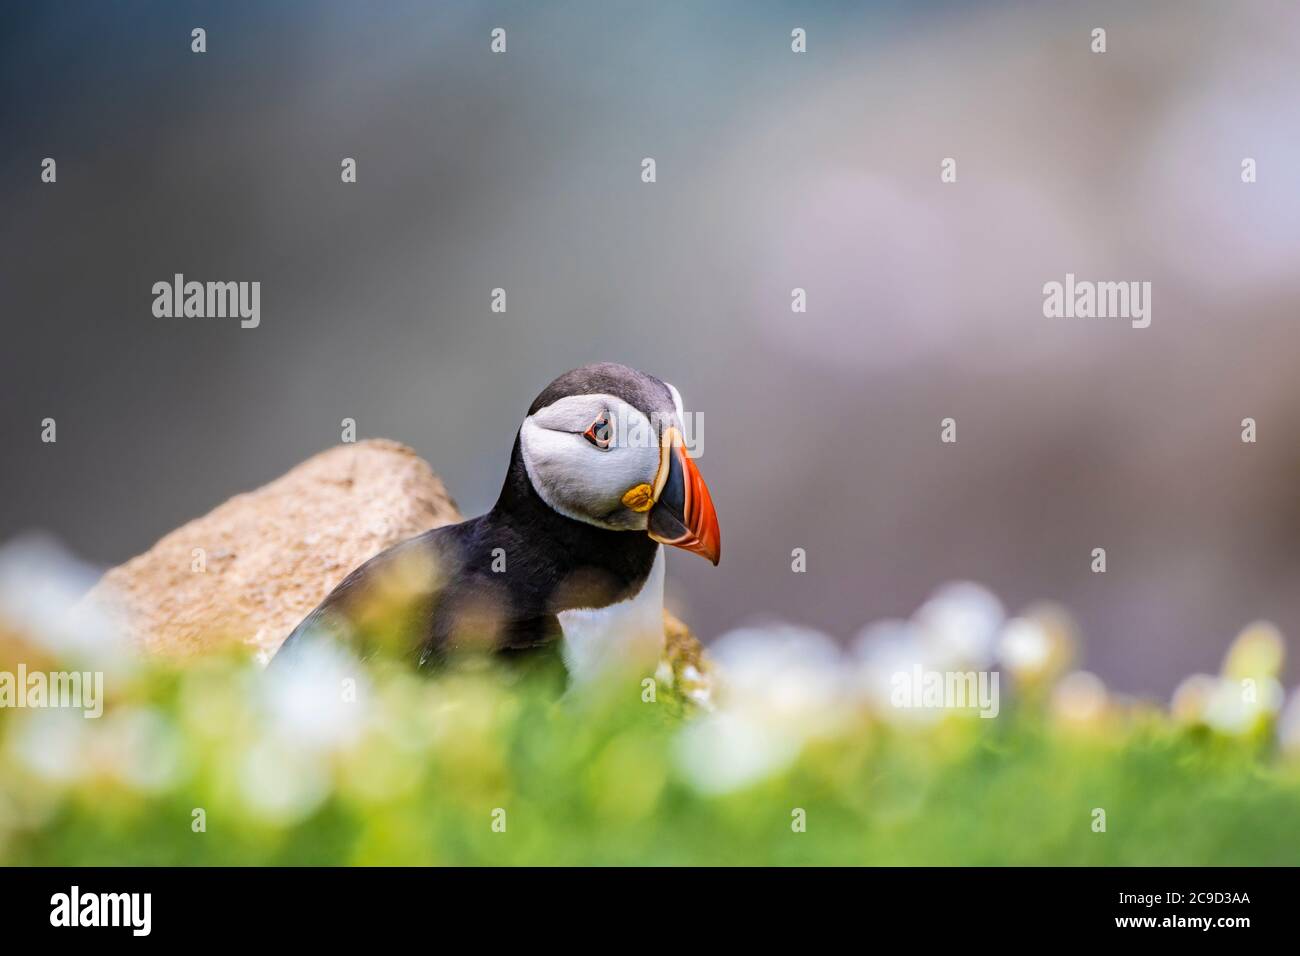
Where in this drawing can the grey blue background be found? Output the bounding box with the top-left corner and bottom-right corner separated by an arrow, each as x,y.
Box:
3,1 -> 1300,694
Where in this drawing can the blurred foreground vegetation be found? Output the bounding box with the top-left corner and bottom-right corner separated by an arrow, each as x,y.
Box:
3,644 -> 1300,866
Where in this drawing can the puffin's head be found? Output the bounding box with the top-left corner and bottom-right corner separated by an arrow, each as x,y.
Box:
518,362 -> 720,564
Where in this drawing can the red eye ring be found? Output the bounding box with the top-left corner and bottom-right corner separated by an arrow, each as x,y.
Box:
584,413 -> 613,449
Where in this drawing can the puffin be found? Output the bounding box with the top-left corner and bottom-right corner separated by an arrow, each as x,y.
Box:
273,363 -> 720,683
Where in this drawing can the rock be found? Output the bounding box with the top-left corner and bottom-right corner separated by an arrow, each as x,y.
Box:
83,440 -> 460,662
663,610 -> 715,709
83,439 -> 713,684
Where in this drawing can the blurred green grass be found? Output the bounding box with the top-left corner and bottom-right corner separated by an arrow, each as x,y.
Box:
3,650 -> 1299,866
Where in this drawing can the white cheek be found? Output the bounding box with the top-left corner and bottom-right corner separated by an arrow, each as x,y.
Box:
520,418 -> 657,529
519,418 -> 568,516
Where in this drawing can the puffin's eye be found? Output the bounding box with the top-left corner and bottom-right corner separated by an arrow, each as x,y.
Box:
583,413 -> 613,450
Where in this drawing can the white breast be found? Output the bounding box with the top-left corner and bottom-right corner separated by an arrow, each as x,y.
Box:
558,546 -> 666,685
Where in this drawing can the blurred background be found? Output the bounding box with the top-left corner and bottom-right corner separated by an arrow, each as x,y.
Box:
3,0 -> 1300,697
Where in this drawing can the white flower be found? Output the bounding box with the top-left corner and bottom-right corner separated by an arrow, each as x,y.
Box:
11,708 -> 90,784
850,619 -> 939,723
1174,672 -> 1283,733
1221,621 -> 1285,682
675,624 -> 844,794
0,534 -> 128,670
675,711 -> 800,796
998,618 -> 1052,673
1051,671 -> 1109,726
1202,676 -> 1283,734
996,605 -> 1075,684
708,624 -> 846,736
1171,674 -> 1218,725
913,581 -> 1004,670
97,707 -> 184,794
260,638 -> 368,754
237,736 -> 330,825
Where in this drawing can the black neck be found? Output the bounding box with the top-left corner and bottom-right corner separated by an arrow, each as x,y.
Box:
487,433 -> 659,609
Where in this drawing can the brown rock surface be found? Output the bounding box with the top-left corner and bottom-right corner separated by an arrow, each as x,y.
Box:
83,439 -> 712,684
84,439 -> 460,662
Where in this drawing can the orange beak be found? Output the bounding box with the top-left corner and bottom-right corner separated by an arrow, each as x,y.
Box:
647,428 -> 720,565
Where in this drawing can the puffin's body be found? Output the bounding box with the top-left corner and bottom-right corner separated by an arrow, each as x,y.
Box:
274,363 -> 719,683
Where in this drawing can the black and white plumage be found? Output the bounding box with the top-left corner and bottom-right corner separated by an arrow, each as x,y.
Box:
273,363 -> 720,682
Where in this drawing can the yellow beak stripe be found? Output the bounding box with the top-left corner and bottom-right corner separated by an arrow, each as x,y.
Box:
621,483 -> 655,513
